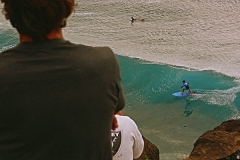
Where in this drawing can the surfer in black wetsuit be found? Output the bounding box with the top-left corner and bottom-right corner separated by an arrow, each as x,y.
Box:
181,80 -> 192,95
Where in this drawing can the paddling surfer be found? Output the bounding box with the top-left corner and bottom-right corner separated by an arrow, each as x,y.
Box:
131,16 -> 144,23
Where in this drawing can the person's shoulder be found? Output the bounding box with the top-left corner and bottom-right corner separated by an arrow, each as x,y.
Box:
0,50 -> 9,55
116,115 -> 137,126
71,42 -> 112,52
116,115 -> 131,120
0,45 -> 21,56
72,43 -> 114,56
73,43 -> 119,69
92,46 -> 115,58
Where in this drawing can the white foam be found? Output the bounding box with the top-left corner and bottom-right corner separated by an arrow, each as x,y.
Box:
192,86 -> 240,106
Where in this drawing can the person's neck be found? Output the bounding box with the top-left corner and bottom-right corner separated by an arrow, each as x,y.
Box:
19,28 -> 64,42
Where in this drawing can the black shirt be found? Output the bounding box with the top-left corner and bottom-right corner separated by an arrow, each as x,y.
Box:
0,39 -> 125,160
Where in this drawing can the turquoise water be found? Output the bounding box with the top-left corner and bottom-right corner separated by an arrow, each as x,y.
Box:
116,55 -> 240,159
118,54 -> 239,119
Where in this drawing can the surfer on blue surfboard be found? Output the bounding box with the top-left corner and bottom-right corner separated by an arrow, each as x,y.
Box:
180,80 -> 192,95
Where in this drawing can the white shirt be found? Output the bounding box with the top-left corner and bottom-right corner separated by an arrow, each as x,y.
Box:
111,115 -> 144,160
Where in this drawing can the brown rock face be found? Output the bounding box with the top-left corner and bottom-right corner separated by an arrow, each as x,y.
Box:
185,120 -> 240,160
136,136 -> 160,160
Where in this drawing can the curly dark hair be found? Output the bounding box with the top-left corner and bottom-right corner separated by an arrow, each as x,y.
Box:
1,0 -> 75,41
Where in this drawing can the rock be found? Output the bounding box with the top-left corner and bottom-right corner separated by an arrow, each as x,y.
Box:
185,119 -> 240,160
136,135 -> 160,160
219,150 -> 240,160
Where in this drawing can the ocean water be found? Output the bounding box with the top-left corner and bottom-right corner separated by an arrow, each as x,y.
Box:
1,0 -> 240,159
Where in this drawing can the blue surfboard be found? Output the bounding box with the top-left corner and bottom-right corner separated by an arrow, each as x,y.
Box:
172,91 -> 195,97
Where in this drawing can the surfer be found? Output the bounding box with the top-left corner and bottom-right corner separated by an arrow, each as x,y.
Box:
181,80 -> 192,95
131,16 -> 136,23
131,16 -> 144,23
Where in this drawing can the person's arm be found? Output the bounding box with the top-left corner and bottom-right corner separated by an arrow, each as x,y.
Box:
180,83 -> 184,88
130,118 -> 144,159
112,114 -> 118,130
112,110 -> 124,130
116,110 -> 124,115
112,51 -> 125,113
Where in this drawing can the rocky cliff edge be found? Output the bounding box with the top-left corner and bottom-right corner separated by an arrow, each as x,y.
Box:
185,119 -> 240,160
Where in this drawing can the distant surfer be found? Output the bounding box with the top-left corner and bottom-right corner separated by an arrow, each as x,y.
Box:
131,16 -> 136,23
131,16 -> 144,23
181,80 -> 192,95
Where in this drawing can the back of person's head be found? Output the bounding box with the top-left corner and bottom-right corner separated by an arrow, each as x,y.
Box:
1,0 -> 75,41
182,80 -> 185,83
